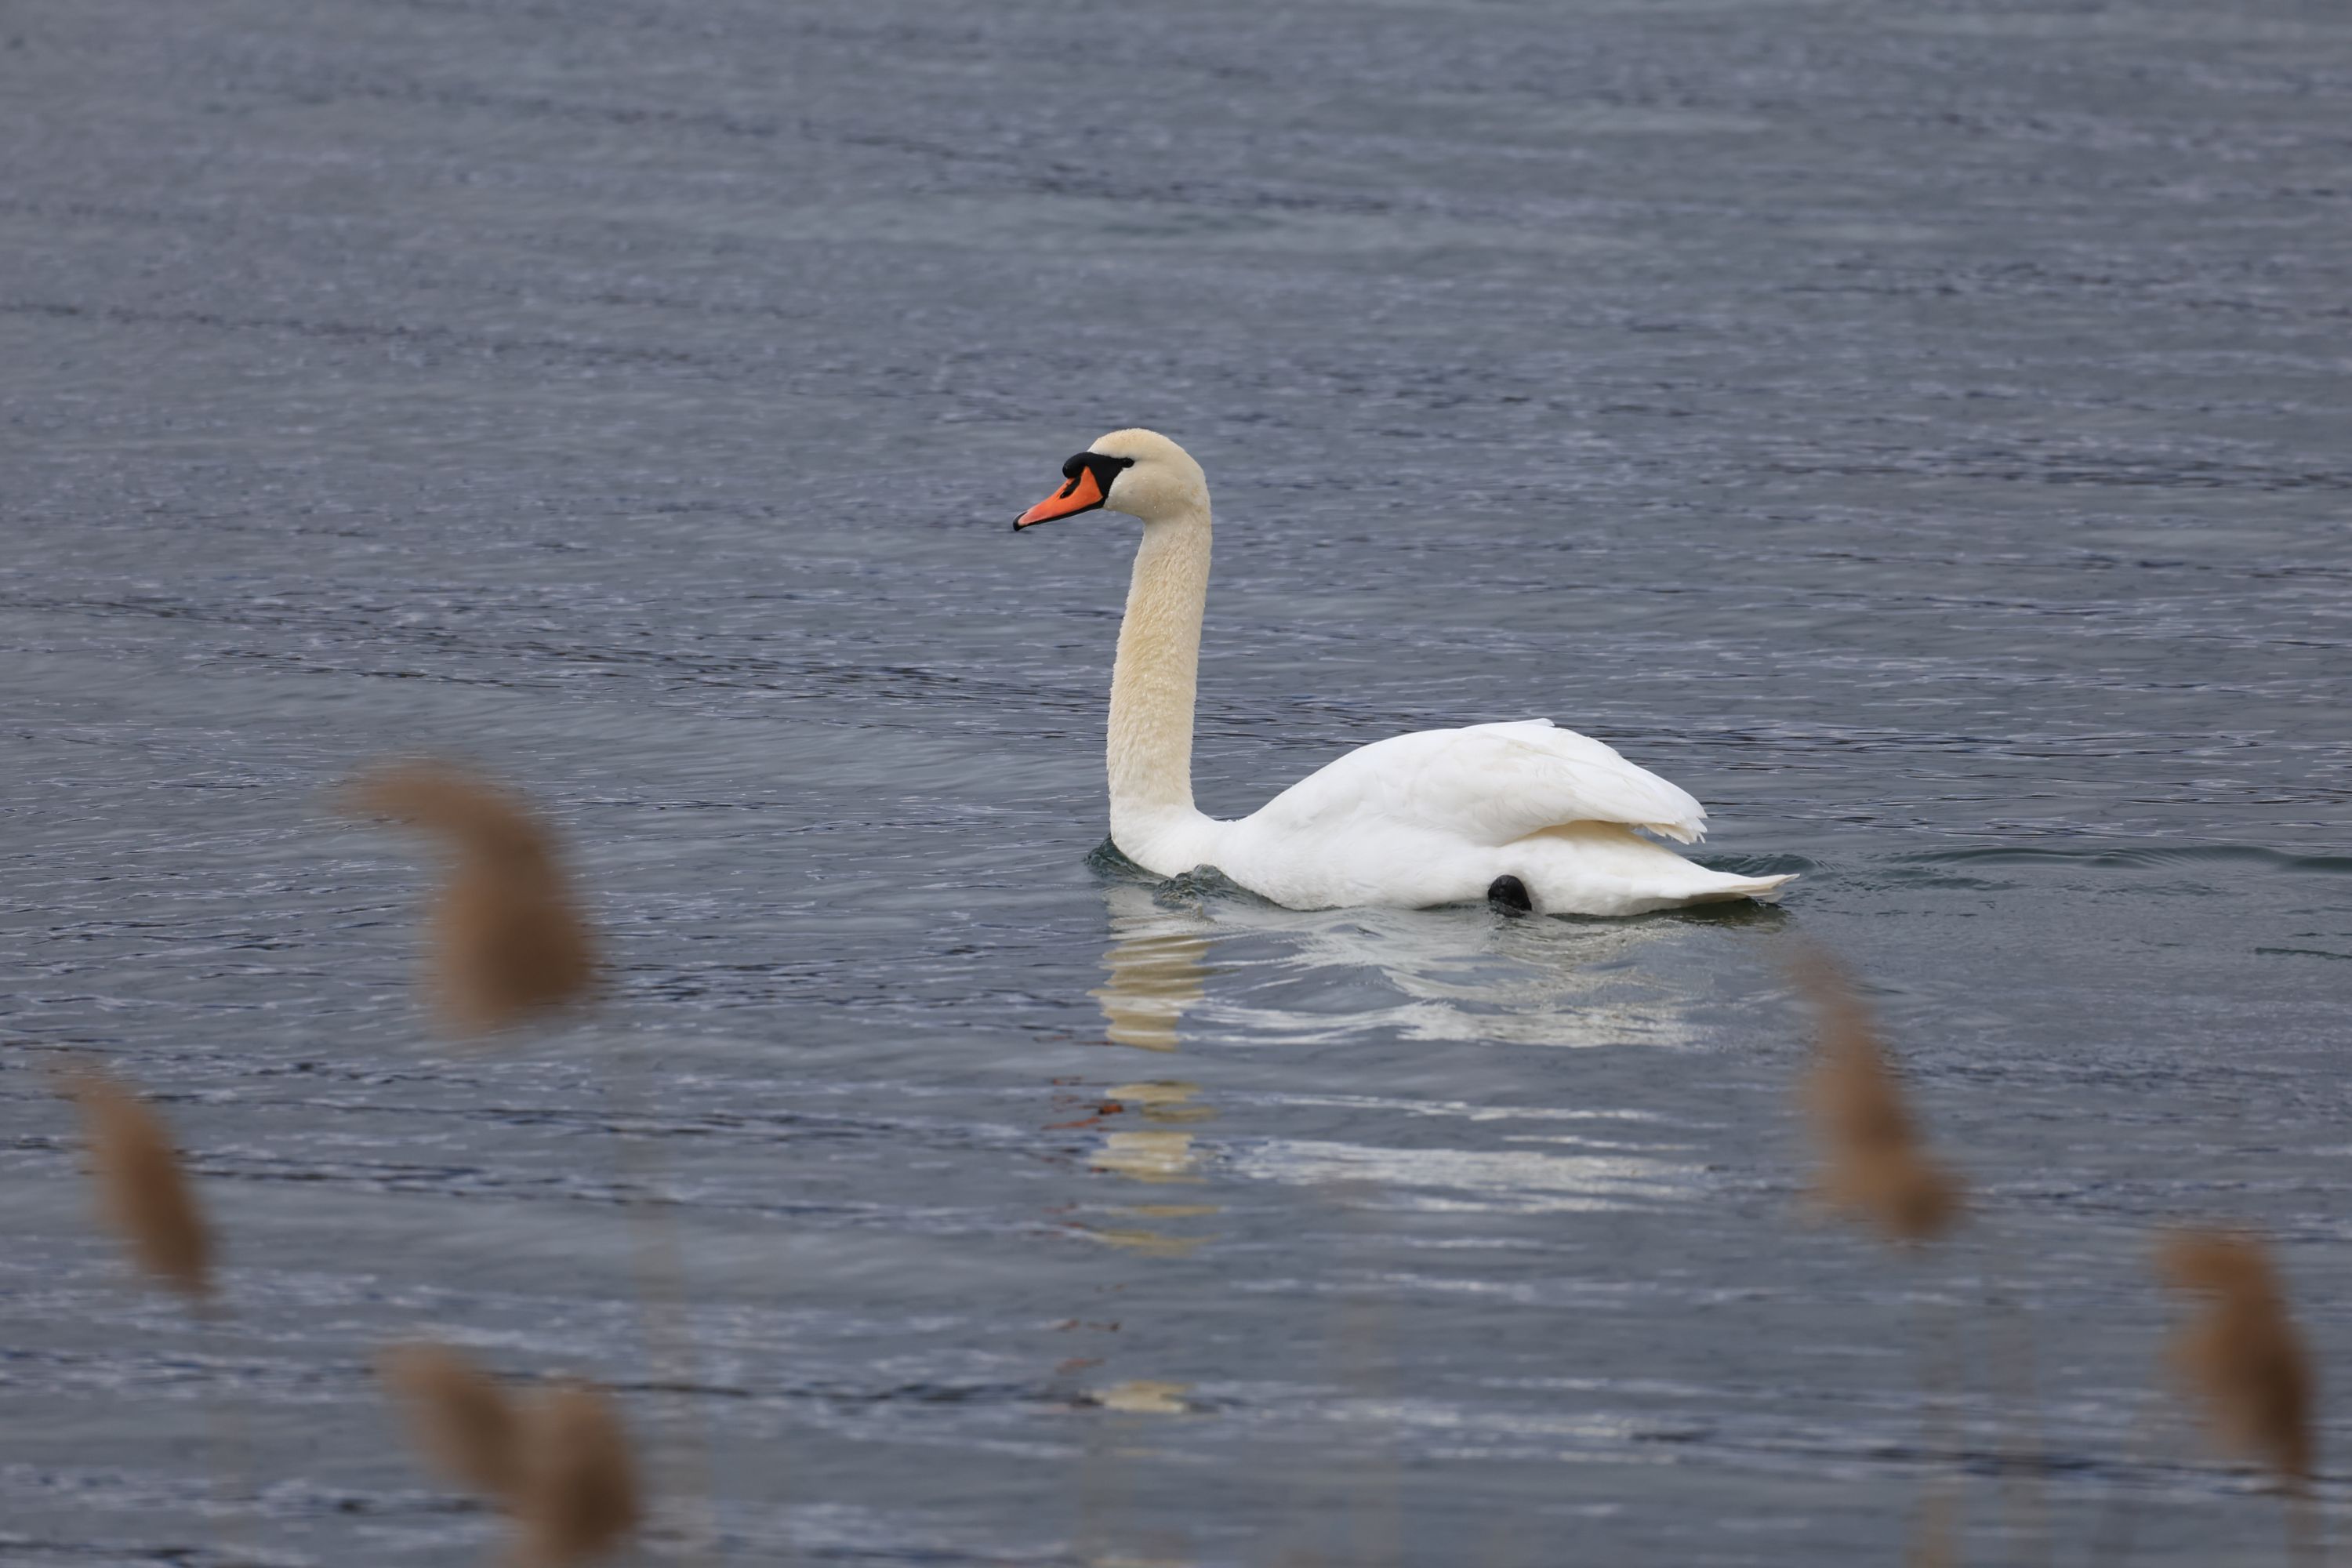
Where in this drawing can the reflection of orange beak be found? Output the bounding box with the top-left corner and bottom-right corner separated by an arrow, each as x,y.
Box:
1015,466 -> 1105,529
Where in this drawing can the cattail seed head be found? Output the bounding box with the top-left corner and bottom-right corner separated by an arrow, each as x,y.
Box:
513,1381 -> 641,1566
2157,1228 -> 2314,1485
1791,950 -> 1962,1244
379,1342 -> 525,1503
60,1066 -> 212,1300
343,763 -> 597,1036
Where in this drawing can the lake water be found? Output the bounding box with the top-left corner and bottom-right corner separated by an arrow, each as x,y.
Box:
3,0 -> 2349,1563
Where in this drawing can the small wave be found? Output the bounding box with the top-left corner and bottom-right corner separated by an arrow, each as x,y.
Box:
1896,844 -> 2352,875
1087,839 -> 1280,909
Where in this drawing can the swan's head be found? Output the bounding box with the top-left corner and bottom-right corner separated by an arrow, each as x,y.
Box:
1014,428 -> 1207,530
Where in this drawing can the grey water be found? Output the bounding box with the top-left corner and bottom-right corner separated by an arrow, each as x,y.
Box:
3,0 -> 2349,1562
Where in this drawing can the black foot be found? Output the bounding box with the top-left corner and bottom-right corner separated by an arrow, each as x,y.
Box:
1487,874 -> 1533,913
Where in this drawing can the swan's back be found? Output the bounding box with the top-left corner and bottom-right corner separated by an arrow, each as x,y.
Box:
1218,719 -> 1784,913
1248,718 -> 1706,846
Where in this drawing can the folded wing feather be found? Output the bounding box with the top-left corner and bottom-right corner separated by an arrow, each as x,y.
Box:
1250,719 -> 1708,847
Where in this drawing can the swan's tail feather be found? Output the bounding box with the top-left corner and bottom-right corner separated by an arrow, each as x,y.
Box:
1512,822 -> 1795,916
1684,871 -> 1796,905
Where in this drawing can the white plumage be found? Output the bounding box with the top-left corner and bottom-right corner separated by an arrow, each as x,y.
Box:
1016,430 -> 1793,916
1257,719 -> 1708,848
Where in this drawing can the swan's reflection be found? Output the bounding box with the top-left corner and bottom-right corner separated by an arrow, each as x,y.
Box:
1120,874 -> 1760,1051
1062,885 -> 1214,1568
1077,868 -> 1773,1220
1091,914 -> 1207,1052
1075,885 -> 1225,1254
1064,877 -> 1760,1559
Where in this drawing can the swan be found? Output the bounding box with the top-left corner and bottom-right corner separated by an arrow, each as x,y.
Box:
1014,430 -> 1794,916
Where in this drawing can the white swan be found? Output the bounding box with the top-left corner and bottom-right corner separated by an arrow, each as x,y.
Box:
1014,430 -> 1794,916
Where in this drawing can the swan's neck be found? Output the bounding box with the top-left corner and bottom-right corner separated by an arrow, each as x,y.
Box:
1108,504 -> 1220,871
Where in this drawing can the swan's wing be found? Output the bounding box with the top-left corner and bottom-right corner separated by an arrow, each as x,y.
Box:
1252,719 -> 1708,846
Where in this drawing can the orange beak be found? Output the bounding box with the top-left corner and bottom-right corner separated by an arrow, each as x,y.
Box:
1015,465 -> 1105,529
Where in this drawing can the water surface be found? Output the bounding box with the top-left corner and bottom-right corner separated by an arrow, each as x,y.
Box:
3,0 -> 2350,1562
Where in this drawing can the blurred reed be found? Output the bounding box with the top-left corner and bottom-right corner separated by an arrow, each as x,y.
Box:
58,1065 -> 212,1301
345,761 -> 692,1556
341,761 -> 597,1036
380,1345 -> 642,1566
1791,949 -> 1962,1245
59,1062 -> 252,1559
599,1049 -> 722,1563
1791,949 -> 1973,1566
514,1381 -> 644,1567
2157,1229 -> 2316,1495
380,1342 -> 525,1504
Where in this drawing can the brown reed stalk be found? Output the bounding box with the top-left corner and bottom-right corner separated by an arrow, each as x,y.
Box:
1791,950 -> 1970,1563
342,762 -> 596,1036
598,1040 -> 720,1564
58,1064 -> 252,1561
1980,1240 -> 2054,1568
2156,1229 -> 2314,1489
1791,949 -> 1962,1244
1908,1484 -> 1959,1568
59,1065 -> 212,1300
379,1342 -> 525,1504
513,1381 -> 642,1567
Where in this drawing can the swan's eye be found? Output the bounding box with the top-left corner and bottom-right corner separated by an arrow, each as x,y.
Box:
1064,452 -> 1134,479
